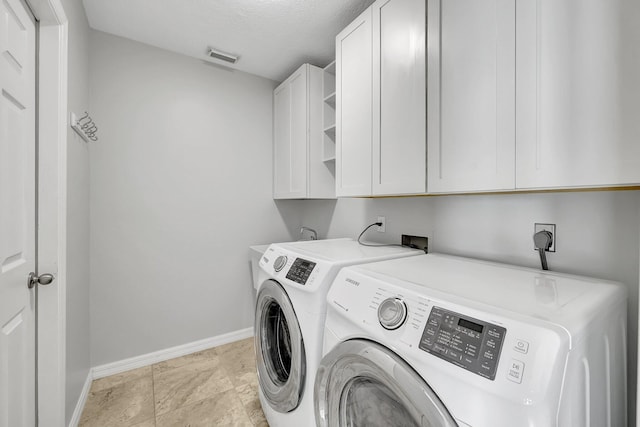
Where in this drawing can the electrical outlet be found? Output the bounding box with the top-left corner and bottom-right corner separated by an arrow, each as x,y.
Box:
534,223 -> 556,252
377,216 -> 386,233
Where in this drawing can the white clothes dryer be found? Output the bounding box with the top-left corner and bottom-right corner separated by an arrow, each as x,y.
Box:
315,254 -> 627,427
254,238 -> 422,427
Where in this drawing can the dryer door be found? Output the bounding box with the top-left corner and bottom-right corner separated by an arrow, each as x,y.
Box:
315,339 -> 457,427
255,280 -> 306,412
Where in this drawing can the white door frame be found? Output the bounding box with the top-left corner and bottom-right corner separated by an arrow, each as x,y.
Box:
27,0 -> 68,425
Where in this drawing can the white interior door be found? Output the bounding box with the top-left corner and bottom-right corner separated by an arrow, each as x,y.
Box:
0,0 -> 37,425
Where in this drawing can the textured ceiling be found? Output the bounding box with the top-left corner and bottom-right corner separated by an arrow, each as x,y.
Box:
82,0 -> 375,82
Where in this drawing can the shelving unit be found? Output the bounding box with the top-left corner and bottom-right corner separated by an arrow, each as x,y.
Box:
322,61 -> 336,162
324,92 -> 336,107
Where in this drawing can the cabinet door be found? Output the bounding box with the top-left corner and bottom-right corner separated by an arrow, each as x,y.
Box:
427,0 -> 516,193
372,0 -> 426,195
273,66 -> 308,199
336,8 -> 373,197
516,0 -> 640,189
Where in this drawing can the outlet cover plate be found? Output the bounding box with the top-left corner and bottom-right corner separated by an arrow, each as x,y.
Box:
534,223 -> 556,252
377,216 -> 386,233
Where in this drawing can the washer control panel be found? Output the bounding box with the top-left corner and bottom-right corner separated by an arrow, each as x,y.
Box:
419,307 -> 506,380
285,257 -> 316,285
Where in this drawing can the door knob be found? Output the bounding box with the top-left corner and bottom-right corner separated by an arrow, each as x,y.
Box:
27,272 -> 55,289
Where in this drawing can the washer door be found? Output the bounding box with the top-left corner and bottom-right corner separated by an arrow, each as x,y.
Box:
255,280 -> 306,412
315,339 -> 457,427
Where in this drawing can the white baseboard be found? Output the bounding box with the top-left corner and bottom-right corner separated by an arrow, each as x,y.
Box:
91,327 -> 254,380
68,369 -> 93,427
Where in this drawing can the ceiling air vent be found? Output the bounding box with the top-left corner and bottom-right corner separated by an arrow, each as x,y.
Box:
206,47 -> 238,64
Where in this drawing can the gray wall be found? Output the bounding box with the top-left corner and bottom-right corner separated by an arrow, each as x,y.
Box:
88,31 -> 298,366
62,0 -> 91,423
301,190 -> 640,423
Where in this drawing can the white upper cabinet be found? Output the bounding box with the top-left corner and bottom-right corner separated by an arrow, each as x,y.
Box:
273,64 -> 335,199
515,0 -> 640,189
336,8 -> 373,197
427,0 -> 515,193
374,0 -> 426,195
273,66 -> 306,199
427,0 -> 640,193
336,0 -> 639,195
336,0 -> 426,197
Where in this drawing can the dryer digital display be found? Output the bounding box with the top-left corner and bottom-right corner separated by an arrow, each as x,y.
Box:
419,307 -> 506,380
286,258 -> 316,285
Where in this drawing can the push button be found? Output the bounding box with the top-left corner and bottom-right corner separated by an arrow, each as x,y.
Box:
433,344 -> 448,354
479,361 -> 492,373
483,350 -> 495,361
428,317 -> 441,327
507,359 -> 525,384
487,328 -> 502,340
448,349 -> 463,361
514,339 -> 529,354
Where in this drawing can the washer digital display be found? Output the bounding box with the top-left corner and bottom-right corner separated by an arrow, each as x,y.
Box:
458,318 -> 483,334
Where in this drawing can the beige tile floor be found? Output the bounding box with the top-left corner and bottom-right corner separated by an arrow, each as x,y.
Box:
79,337 -> 268,427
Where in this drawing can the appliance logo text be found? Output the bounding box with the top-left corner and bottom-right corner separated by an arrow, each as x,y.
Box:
345,278 -> 360,286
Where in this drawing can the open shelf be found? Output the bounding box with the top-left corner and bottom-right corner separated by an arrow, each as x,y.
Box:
323,135 -> 336,161
324,92 -> 336,107
323,60 -> 336,75
322,60 -> 337,166
324,124 -> 336,135
323,99 -> 336,129
323,61 -> 336,99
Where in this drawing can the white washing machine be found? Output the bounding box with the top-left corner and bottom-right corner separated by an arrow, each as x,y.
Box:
315,254 -> 627,427
254,238 -> 422,427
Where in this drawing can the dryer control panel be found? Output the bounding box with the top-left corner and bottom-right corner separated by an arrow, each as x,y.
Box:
419,307 -> 506,380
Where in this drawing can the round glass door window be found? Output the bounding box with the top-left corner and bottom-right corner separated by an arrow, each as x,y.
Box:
262,299 -> 292,384
315,340 -> 456,427
255,280 -> 305,413
342,377 -> 420,426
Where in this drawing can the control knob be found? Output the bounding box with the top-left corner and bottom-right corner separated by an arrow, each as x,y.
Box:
273,255 -> 287,272
378,298 -> 408,330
